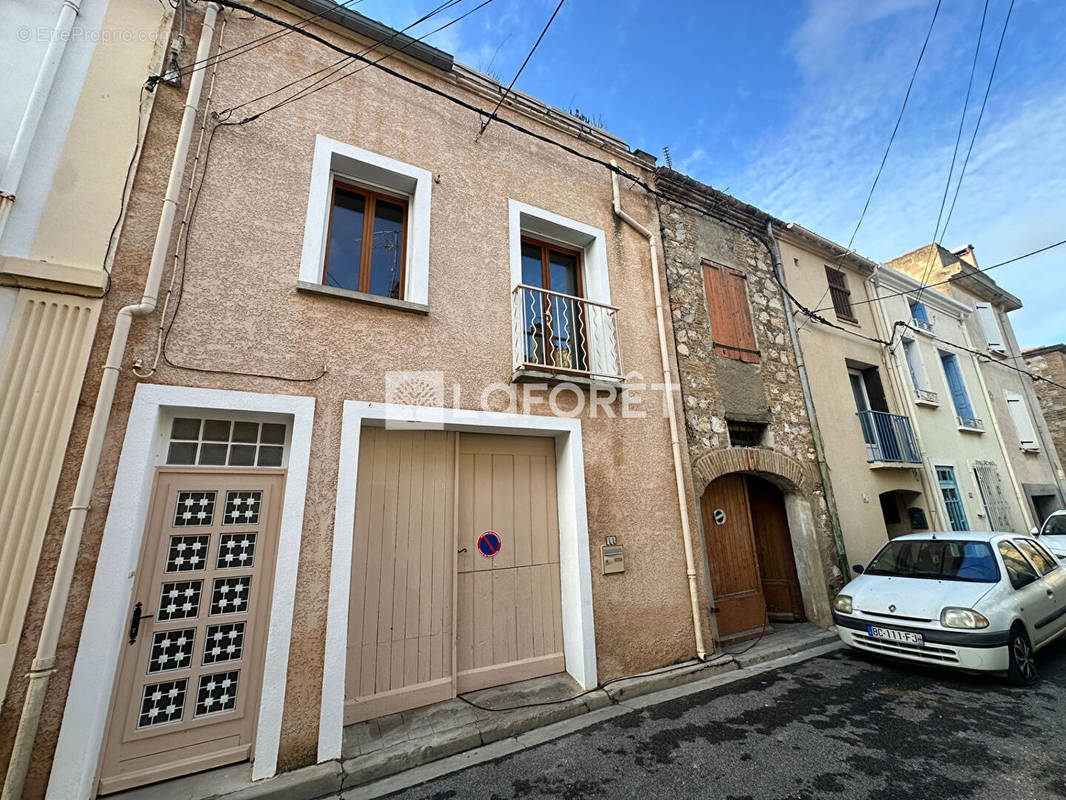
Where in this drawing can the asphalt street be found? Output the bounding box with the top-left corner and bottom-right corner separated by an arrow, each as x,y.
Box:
376,637 -> 1066,800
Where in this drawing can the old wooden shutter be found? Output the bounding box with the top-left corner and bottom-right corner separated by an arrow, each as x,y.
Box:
975,303 -> 1004,351
1005,390 -> 1038,448
703,261 -> 759,363
824,266 -> 855,321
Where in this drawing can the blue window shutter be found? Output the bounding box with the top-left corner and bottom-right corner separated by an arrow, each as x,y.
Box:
910,301 -> 930,325
941,354 -> 973,418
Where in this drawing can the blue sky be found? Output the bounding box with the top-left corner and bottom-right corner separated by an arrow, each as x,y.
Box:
363,0 -> 1065,348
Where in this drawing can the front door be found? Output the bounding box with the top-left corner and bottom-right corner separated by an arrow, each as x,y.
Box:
701,474 -> 766,641
98,469 -> 283,795
748,477 -> 805,621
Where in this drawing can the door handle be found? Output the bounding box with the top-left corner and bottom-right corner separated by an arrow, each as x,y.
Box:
1047,589 -> 1055,599
128,601 -> 154,645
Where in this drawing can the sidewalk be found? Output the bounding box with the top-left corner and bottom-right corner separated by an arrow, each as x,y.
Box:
112,624 -> 840,800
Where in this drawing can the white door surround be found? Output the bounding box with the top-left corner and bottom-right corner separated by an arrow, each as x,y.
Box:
48,385 -> 315,799
318,401 -> 597,763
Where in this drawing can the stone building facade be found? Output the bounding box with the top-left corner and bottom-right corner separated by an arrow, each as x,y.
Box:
1023,344 -> 1066,493
654,169 -> 838,643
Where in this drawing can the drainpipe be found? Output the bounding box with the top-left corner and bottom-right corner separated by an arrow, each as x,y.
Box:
1,6 -> 220,799
0,0 -> 84,241
960,323 -> 1035,530
763,221 -> 850,580
866,270 -> 946,531
610,163 -> 707,660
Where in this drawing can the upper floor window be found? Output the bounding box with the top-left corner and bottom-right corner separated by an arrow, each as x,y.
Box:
824,266 -> 856,323
299,135 -> 431,311
324,180 -> 407,299
909,300 -> 932,332
975,303 -> 1005,353
939,351 -> 980,429
519,237 -> 587,373
1004,390 -> 1039,450
902,338 -> 937,404
703,261 -> 759,363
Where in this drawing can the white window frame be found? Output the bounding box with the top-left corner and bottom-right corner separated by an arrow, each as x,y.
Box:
975,302 -> 1005,353
1005,389 -> 1040,451
299,135 -> 432,308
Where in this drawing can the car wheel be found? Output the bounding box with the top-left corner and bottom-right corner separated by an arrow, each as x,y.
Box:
1008,627 -> 1037,686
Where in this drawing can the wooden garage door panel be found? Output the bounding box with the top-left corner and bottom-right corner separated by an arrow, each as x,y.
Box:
456,435 -> 562,692
345,428 -> 455,724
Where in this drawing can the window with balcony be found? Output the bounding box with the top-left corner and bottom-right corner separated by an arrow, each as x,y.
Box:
902,338 -> 937,405
703,261 -> 759,363
909,300 -> 932,332
849,365 -> 920,464
509,200 -> 621,381
939,351 -> 983,430
825,265 -> 856,323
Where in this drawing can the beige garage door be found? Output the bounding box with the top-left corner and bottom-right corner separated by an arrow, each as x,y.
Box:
99,469 -> 283,795
345,429 -> 563,723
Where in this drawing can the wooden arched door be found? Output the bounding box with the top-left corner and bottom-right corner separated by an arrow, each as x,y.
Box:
700,474 -> 804,642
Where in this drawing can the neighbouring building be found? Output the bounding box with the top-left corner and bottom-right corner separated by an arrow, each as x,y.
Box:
0,3 -> 719,798
870,265 -> 1032,535
1023,344 -> 1066,492
654,170 -> 839,644
0,0 -> 172,707
888,244 -> 1066,524
775,225 -> 937,567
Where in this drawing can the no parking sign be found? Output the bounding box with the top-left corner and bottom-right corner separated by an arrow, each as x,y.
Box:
477,530 -> 502,558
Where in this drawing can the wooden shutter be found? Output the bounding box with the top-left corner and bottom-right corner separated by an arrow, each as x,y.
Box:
1005,390 -> 1038,448
702,261 -> 759,363
824,266 -> 855,321
941,353 -> 974,419
975,303 -> 1004,351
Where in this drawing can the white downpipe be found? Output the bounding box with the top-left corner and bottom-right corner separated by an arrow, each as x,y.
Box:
610,162 -> 707,660
960,323 -> 1035,530
0,0 -> 83,241
0,6 -> 220,799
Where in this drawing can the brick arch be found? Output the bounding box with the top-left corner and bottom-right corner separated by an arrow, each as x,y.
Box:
690,447 -> 817,499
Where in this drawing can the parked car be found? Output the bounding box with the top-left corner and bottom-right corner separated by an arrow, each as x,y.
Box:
832,532 -> 1066,684
1034,510 -> 1066,559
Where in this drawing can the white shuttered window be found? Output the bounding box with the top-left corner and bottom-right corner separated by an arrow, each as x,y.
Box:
1004,390 -> 1038,449
975,303 -> 1004,351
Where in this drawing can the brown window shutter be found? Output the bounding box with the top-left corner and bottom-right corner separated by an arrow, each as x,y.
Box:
703,261 -> 759,362
824,265 -> 856,322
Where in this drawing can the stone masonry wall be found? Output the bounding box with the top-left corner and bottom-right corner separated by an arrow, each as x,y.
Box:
1024,347 -> 1066,470
655,177 -> 843,594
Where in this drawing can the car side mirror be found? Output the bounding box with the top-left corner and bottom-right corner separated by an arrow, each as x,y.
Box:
852,564 -> 864,574
1030,526 -> 1040,535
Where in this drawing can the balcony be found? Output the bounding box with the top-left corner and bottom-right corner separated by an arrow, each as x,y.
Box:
911,316 -> 934,333
511,284 -> 623,382
914,388 -> 939,405
857,410 -> 921,465
957,415 -> 985,432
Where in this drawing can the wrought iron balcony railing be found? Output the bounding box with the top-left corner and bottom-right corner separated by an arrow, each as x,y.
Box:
911,316 -> 934,333
511,284 -> 623,380
958,415 -> 985,430
914,388 -> 939,404
856,409 -> 922,464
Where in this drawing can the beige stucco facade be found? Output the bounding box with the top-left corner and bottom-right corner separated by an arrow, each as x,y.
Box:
776,226 -> 934,567
0,4 -> 715,796
888,244 -> 1066,524
870,265 -> 1032,535
0,0 -> 171,707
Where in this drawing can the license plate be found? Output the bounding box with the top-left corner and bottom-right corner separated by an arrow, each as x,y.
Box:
866,625 -> 924,646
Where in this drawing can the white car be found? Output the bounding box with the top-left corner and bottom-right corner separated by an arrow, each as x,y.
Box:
833,532 -> 1066,684
1036,510 -> 1066,559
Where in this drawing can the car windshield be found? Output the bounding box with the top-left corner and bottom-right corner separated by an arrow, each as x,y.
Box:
865,539 -> 1000,583
1043,515 -> 1066,535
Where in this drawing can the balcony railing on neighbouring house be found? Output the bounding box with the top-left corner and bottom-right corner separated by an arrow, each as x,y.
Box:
958,415 -> 985,430
915,388 -> 939,404
911,316 -> 933,333
511,284 -> 623,380
856,409 -> 921,464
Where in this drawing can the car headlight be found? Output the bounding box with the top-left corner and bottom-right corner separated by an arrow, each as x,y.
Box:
833,594 -> 852,614
940,607 -> 989,629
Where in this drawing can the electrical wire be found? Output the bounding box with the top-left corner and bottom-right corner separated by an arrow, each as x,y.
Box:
476,0 -> 565,138
798,0 -> 943,332
811,239 -> 1066,315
